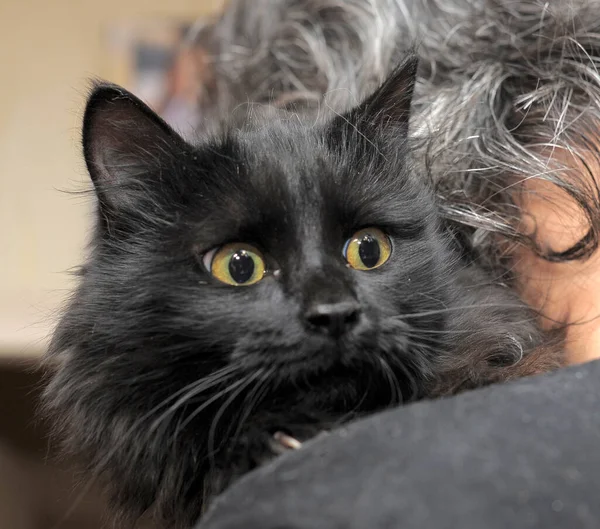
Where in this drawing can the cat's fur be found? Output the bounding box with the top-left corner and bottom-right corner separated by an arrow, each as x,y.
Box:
43,54 -> 562,528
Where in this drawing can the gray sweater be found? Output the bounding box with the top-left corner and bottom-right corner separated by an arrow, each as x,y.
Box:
199,360 -> 600,529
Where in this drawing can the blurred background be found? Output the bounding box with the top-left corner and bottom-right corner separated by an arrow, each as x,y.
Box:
0,0 -> 223,526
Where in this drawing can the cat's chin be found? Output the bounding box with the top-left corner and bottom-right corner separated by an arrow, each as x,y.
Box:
236,324 -> 386,381
264,360 -> 403,418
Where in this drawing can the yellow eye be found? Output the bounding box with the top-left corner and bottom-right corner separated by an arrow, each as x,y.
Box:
203,243 -> 266,286
343,228 -> 392,270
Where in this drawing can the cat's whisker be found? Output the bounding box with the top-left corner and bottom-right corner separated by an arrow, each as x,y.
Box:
172,373 -> 258,445
207,367 -> 276,480
394,358 -> 423,401
99,368 -> 239,476
231,367 -> 276,444
382,339 -> 434,399
47,364 -> 239,529
206,369 -> 265,460
150,366 -> 240,433
377,355 -> 403,406
205,367 -> 275,491
394,302 -> 536,320
333,370 -> 380,425
404,328 -> 490,336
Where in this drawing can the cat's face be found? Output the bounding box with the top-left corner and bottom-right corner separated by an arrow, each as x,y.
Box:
46,56 -> 457,526
148,115 -> 447,382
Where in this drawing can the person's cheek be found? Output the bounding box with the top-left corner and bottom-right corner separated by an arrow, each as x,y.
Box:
514,175 -> 600,364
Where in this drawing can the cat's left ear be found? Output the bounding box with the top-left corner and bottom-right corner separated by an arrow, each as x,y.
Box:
82,82 -> 190,214
330,53 -> 418,141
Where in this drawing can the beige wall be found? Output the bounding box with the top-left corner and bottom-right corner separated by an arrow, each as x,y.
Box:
0,0 -> 223,355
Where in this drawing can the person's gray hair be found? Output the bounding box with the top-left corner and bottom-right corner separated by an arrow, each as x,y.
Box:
194,0 -> 600,277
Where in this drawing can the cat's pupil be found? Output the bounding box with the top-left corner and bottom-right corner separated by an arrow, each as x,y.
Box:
229,251 -> 255,283
358,235 -> 380,268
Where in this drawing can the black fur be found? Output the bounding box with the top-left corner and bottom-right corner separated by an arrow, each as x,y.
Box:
44,56 -> 561,528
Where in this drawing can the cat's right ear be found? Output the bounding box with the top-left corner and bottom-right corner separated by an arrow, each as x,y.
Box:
326,54 -> 418,152
83,83 -> 189,214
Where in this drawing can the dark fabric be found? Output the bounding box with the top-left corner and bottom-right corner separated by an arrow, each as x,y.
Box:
198,360 -> 600,529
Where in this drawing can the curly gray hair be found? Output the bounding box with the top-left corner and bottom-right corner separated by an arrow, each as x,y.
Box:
194,0 -> 600,277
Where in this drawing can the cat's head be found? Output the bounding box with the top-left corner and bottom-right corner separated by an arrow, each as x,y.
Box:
45,55 -> 458,526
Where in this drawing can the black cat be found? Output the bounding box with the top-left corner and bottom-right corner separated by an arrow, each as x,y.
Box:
44,55 -> 561,528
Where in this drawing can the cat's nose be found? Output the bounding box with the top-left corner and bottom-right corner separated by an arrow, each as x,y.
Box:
304,300 -> 361,338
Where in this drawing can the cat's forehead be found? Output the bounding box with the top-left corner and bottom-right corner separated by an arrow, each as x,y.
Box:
230,121 -> 333,202
236,118 -> 327,170
184,123 -> 333,248
189,121 -> 432,252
